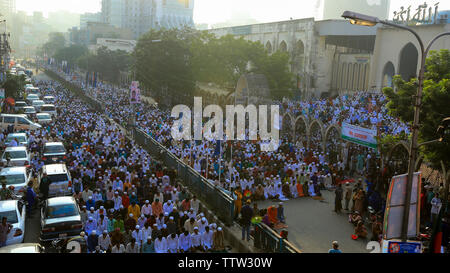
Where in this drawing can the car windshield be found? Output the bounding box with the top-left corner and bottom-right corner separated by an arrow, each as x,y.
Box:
33,101 -> 44,106
37,115 -> 50,120
6,136 -> 26,143
41,106 -> 55,111
0,174 -> 26,185
44,145 -> 65,154
46,204 -> 78,219
4,151 -> 27,159
24,108 -> 35,113
0,210 -> 18,224
47,174 -> 69,183
16,102 -> 26,107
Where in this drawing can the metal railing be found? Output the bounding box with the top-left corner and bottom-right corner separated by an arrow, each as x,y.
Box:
254,222 -> 302,253
134,127 -> 235,226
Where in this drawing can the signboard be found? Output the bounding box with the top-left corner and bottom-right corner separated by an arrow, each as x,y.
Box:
393,2 -> 439,25
383,172 -> 422,240
130,81 -> 141,104
382,240 -> 422,253
341,122 -> 377,149
0,88 -> 4,99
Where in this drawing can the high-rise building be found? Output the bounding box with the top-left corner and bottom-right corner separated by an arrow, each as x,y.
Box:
0,0 -> 15,17
101,0 -> 194,39
80,12 -> 102,29
322,0 -> 390,20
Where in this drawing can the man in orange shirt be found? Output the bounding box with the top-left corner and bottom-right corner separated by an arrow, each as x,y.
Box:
152,198 -> 163,217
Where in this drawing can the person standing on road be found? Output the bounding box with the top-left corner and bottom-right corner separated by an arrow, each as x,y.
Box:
39,173 -> 50,200
0,217 -> 13,247
240,200 -> 253,242
334,184 -> 343,213
0,182 -> 13,201
328,241 -> 342,253
344,183 -> 352,211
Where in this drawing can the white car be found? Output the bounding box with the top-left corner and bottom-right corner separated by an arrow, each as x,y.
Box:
32,100 -> 45,112
36,113 -> 52,125
4,133 -> 29,147
0,166 -> 34,195
0,200 -> 26,246
43,96 -> 56,104
40,104 -> 57,117
1,146 -> 31,166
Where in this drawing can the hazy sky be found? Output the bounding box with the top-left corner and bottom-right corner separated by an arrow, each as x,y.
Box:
15,0 -> 450,24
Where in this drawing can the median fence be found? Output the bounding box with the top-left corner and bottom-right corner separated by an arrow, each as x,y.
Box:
45,69 -> 301,253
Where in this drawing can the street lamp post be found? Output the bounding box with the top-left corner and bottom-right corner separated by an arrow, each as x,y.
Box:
342,11 -> 450,242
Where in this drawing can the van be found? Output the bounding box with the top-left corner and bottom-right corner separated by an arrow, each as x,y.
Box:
39,164 -> 72,197
0,114 -> 42,131
25,87 -> 40,97
40,104 -> 57,117
31,100 -> 45,112
43,96 -> 55,104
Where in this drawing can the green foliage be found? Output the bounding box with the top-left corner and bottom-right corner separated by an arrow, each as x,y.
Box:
78,47 -> 132,84
134,28 -> 195,106
54,45 -> 88,64
383,49 -> 450,169
2,73 -> 26,98
42,32 -> 66,57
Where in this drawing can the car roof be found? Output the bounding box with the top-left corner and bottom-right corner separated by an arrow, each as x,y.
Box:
16,101 -> 27,104
44,142 -> 63,147
47,196 -> 76,206
0,166 -> 27,175
36,113 -> 51,117
32,100 -> 44,103
23,106 -> 35,109
0,244 -> 41,253
42,104 -> 55,107
5,146 -> 27,152
44,96 -> 54,98
0,200 -> 18,211
42,164 -> 68,174
6,133 -> 27,138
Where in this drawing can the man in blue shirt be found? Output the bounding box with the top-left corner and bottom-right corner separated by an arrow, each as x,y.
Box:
328,241 -> 342,253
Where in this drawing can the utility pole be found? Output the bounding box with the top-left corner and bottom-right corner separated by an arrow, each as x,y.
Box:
0,18 -> 10,83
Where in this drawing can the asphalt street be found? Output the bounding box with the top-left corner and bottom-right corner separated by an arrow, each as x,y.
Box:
257,189 -> 370,253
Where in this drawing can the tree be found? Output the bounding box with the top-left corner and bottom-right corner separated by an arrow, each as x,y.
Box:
54,45 -> 88,64
134,28 -> 195,107
3,73 -> 26,98
383,49 -> 450,169
42,32 -> 66,57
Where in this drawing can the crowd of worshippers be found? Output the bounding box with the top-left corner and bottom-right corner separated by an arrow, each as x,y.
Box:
31,79 -> 227,253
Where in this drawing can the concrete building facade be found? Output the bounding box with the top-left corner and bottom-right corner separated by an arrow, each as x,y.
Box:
369,22 -> 450,91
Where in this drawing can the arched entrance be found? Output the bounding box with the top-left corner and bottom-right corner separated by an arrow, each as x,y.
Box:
279,41 -> 288,52
325,125 -> 342,165
309,120 -> 324,153
387,143 -> 410,176
281,114 -> 293,142
291,40 -> 305,74
266,41 -> 272,54
398,42 -> 419,82
382,61 -> 395,88
294,116 -> 308,149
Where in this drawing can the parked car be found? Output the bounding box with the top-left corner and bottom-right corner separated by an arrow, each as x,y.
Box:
42,142 -> 66,164
14,101 -> 28,112
36,113 -> 52,125
26,94 -> 39,105
0,114 -> 42,131
0,200 -> 26,246
1,146 -> 31,167
0,243 -> 45,253
4,133 -> 29,148
32,100 -> 45,112
23,106 -> 37,118
38,164 -> 72,197
40,104 -> 57,117
0,166 -> 34,196
43,96 -> 56,104
40,197 -> 82,243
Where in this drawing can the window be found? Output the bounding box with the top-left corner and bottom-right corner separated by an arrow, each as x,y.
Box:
44,145 -> 66,154
47,174 -> 70,183
18,117 -> 30,125
4,150 -> 27,159
0,174 -> 26,185
4,116 -> 15,124
45,204 -> 78,219
0,210 -> 18,224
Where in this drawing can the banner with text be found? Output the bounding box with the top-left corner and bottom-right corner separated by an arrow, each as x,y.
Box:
341,122 -> 377,149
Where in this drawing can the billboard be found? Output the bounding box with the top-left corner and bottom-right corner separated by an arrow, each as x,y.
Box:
341,122 -> 377,149
130,81 -> 141,104
383,172 -> 422,240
